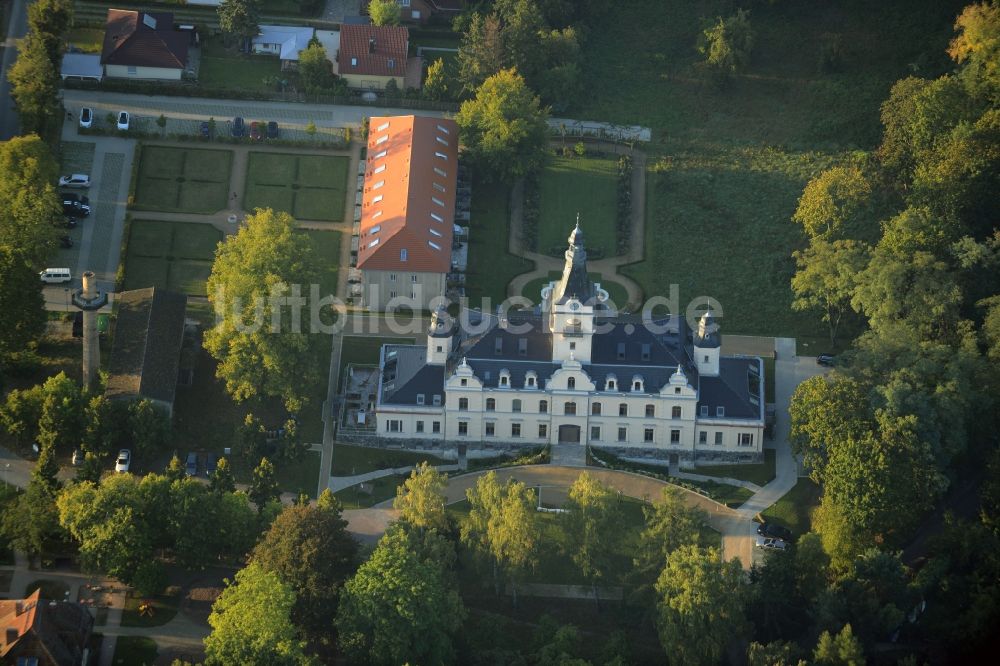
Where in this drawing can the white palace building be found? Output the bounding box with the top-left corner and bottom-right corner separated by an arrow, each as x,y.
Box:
371,225 -> 765,465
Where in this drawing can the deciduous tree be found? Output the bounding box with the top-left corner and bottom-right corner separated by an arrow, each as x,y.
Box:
791,238 -> 869,345
812,624 -> 865,666
792,167 -> 873,239
563,472 -> 622,607
633,486 -> 710,605
698,9 -> 754,82
7,35 -> 59,134
948,1 -> 1000,100
298,41 -> 334,93
218,0 -> 261,45
249,457 -> 280,509
394,461 -> 448,532
367,0 -> 401,26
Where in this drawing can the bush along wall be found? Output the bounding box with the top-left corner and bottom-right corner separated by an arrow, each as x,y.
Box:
522,173 -> 540,251
616,154 -> 632,255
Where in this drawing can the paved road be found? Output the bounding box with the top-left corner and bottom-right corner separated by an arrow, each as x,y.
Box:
0,0 -> 27,140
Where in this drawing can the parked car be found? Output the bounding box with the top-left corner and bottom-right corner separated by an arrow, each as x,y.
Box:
200,121 -> 212,139
817,354 -> 836,367
205,452 -> 218,477
115,449 -> 131,473
755,536 -> 789,551
116,111 -> 130,130
250,121 -> 262,141
266,121 -> 278,139
756,522 -> 792,541
62,194 -> 91,217
58,173 -> 90,188
232,116 -> 245,137
60,235 -> 73,248
185,451 -> 199,476
39,267 -> 71,283
79,107 -> 93,128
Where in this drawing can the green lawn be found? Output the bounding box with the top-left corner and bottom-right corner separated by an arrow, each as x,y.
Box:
537,156 -> 620,257
576,0 -> 961,339
121,591 -> 180,628
113,636 -> 158,666
64,27 -> 104,53
761,477 -> 822,535
199,39 -> 284,92
133,146 -> 233,214
244,152 -> 349,222
234,450 -> 321,499
680,478 -> 755,509
465,177 -> 533,306
330,443 -> 447,476
123,220 -> 222,296
338,336 -> 415,384
520,271 -> 632,310
297,229 -> 341,298
335,473 -> 409,509
693,449 -> 776,486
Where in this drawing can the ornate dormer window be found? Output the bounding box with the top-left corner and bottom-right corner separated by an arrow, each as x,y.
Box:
605,375 -> 617,392
499,369 -> 510,388
632,375 -> 644,392
525,371 -> 537,389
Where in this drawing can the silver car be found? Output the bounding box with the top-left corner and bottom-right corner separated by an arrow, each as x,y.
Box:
58,173 -> 91,188
755,536 -> 789,551
114,449 -> 131,473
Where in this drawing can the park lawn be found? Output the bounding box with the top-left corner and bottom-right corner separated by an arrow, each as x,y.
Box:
537,156 -> 619,257
520,271 -> 631,310
199,39 -> 284,91
121,591 -> 180,628
578,0 -> 962,340
297,229 -> 341,298
112,636 -> 158,666
133,146 -> 232,214
235,451 -> 321,499
694,449 -> 776,487
335,473 -> 408,509
123,220 -> 223,296
761,477 -> 822,535
330,443 -> 446,476
338,336 -> 415,382
464,177 -> 533,307
64,27 -> 104,53
243,152 -> 349,222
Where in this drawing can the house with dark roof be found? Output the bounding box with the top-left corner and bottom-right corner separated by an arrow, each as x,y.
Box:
335,23 -> 417,90
105,288 -> 188,417
371,226 -> 766,466
363,0 -> 465,24
0,590 -> 93,666
101,9 -> 189,80
358,115 -> 459,311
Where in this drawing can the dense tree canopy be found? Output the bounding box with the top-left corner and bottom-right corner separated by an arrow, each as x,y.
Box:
218,0 -> 261,42
367,0 -> 400,26
393,461 -> 449,532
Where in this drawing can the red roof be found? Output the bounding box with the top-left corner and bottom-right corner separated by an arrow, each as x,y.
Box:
357,115 -> 459,273
339,24 -> 409,78
101,9 -> 188,69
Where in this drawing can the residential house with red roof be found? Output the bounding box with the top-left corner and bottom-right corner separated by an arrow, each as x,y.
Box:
101,9 -> 189,80
358,115 -> 458,310
335,24 -> 419,90
0,590 -> 94,666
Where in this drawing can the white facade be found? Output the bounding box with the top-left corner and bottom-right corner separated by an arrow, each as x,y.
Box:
105,64 -> 182,80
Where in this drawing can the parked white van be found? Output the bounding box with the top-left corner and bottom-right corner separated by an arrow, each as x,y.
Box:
39,268 -> 72,283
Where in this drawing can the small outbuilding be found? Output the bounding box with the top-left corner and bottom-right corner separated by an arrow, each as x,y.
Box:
252,25 -> 316,69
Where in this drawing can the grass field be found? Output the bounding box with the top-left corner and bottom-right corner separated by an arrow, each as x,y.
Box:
330,443 -> 446,476
335,473 -> 408,509
244,152 -> 349,222
133,146 -> 232,214
465,177 -> 533,306
576,0 -> 964,339
64,27 -> 104,53
297,229 -> 341,298
694,449 -> 776,486
761,477 -> 822,535
123,220 -> 222,296
537,156 -> 620,256
520,271 -> 631,310
121,591 -> 180,628
199,38 -> 284,92
112,636 -> 157,666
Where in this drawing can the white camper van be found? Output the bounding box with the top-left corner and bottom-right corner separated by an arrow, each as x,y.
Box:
39,268 -> 72,284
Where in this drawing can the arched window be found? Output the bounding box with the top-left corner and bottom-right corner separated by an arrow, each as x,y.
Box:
486,398 -> 496,411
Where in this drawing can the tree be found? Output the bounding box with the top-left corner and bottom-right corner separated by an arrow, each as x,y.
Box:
32,442 -> 61,494
165,454 -> 186,483
461,471 -> 539,603
1,456 -> 66,562
698,9 -> 754,82
633,486 -> 710,605
7,35 -> 60,134
394,461 -> 448,532
791,238 -> 870,345
304,120 -> 317,140
249,457 -> 280,509
0,252 -> 47,363
456,68 -> 550,183
747,640 -> 805,666
458,13 -> 506,94
0,134 -> 61,266
368,0 -> 401,26
218,0 -> 261,45
337,524 -> 465,665
35,373 -> 85,454
813,624 -> 865,666
156,114 -> 167,136
210,456 -> 237,494
562,472 -> 622,607
26,0 -> 73,66
655,545 -> 747,666
298,41 -> 333,94
204,208 -> 322,411
0,384 -> 44,448
792,167 -> 873,239
423,58 -> 450,101
948,2 -> 1000,101
128,399 -> 170,457
789,375 -> 869,482
205,562 -> 310,666
252,501 -> 359,637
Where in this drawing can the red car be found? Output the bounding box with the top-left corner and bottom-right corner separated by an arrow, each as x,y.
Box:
250,121 -> 262,141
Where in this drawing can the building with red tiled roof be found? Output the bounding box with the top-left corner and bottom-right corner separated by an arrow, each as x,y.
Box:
336,24 -> 412,90
358,115 -> 458,310
101,9 -> 189,80
0,589 -> 94,665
